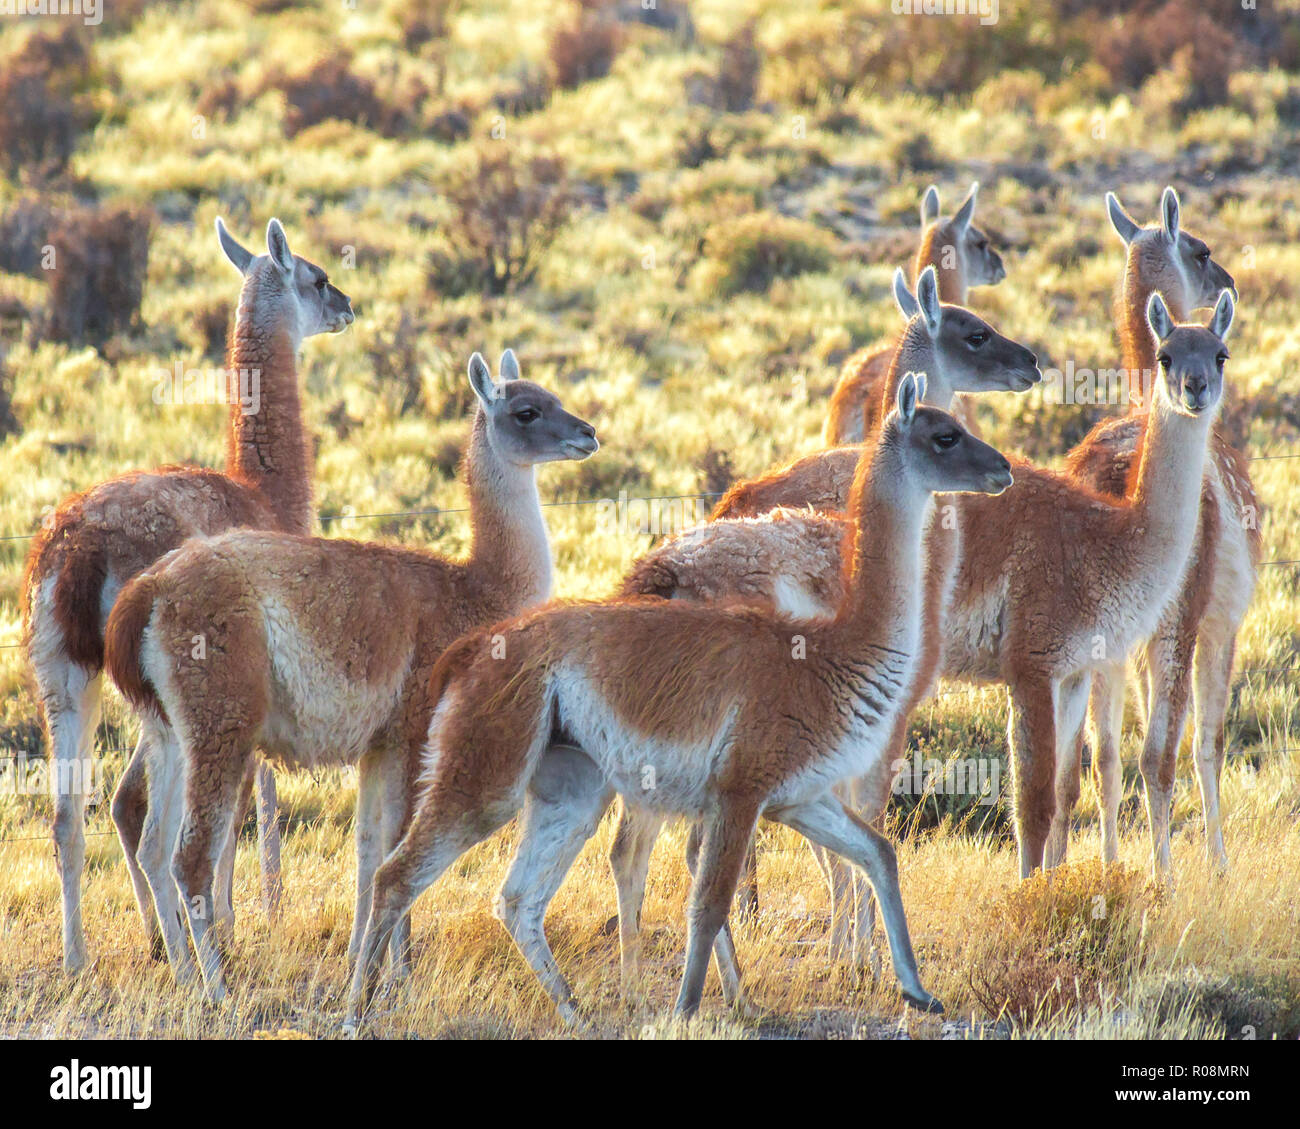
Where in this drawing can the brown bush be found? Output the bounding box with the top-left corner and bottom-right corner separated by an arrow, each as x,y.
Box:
549,12 -> 622,89
0,198 -> 56,277
366,311 -> 428,418
400,0 -> 458,53
42,203 -> 153,347
277,51 -> 411,139
428,150 -> 573,297
717,22 -> 760,113
1095,0 -> 1237,109
0,363 -> 20,441
967,861 -> 1158,1029
0,29 -> 94,182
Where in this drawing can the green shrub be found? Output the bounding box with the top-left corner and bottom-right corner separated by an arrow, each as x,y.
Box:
698,212 -> 833,296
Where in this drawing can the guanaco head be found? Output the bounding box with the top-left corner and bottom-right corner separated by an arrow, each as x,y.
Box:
216,217 -> 355,342
468,349 -> 599,465
898,265 -> 1041,394
1147,290 -> 1233,418
919,181 -> 1005,294
886,372 -> 1013,496
1106,187 -> 1237,317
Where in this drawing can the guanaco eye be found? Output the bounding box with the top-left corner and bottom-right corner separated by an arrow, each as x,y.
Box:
934,431 -> 961,450
976,239 -> 988,251
315,278 -> 327,293
1196,250 -> 1210,266
966,331 -> 989,347
514,407 -> 540,424
1158,354 -> 1171,370
1216,353 -> 1228,368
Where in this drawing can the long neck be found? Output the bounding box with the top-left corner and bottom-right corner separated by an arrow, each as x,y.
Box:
835,438 -> 930,658
223,271 -> 312,534
1126,393 -> 1212,554
881,318 -> 950,419
464,411 -> 553,610
915,227 -> 966,304
1116,246 -> 1187,412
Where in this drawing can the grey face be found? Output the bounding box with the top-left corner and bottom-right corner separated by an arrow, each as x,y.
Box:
1171,228 -> 1236,311
1154,326 -> 1227,417
924,184 -> 1005,289
288,255 -> 355,336
216,217 -> 355,339
932,305 -> 1041,394
1148,291 -> 1232,418
905,404 -> 1014,496
467,350 -> 598,466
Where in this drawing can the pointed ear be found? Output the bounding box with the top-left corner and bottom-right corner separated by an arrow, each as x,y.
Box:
893,267 -> 920,320
265,218 -> 295,278
1105,192 -> 1140,245
897,371 -> 920,424
920,185 -> 940,227
468,352 -> 499,405
1209,289 -> 1234,341
916,265 -> 942,335
215,218 -> 253,275
1146,293 -> 1175,341
1160,186 -> 1180,244
498,348 -> 520,383
951,181 -> 978,232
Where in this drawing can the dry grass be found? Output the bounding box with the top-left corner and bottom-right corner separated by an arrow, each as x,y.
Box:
1,0 -> 1299,1041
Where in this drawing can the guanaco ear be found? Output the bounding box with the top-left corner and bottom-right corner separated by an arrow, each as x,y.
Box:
897,371 -> 919,424
498,348 -> 520,383
920,185 -> 940,227
893,267 -> 920,320
1146,293 -> 1175,341
468,352 -> 499,405
916,265 -> 942,335
215,218 -> 253,275
951,181 -> 978,232
266,218 -> 295,279
1160,186 -> 1180,245
1208,289 -> 1235,341
1105,192 -> 1140,246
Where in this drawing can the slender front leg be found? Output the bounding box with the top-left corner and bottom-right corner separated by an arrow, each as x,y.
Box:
1088,664 -> 1126,866
255,761 -> 283,919
111,734 -> 164,959
608,798 -> 662,990
349,748 -> 388,962
494,745 -> 613,1026
1191,636 -> 1235,872
684,821 -> 747,1012
675,798 -> 760,1018
1045,671 -> 1091,870
774,794 -> 941,1013
1007,676 -> 1058,879
1139,627 -> 1194,878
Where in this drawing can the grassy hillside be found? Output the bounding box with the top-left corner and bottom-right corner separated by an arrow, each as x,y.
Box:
0,0 -> 1298,1038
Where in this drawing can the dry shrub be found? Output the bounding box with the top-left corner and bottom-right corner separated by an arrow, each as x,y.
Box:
717,22 -> 760,113
276,51 -> 411,139
0,27 -> 94,181
967,861 -> 1158,1029
549,11 -> 622,89
399,0 -> 458,53
195,76 -> 243,122
43,203 -> 153,347
492,68 -> 553,117
0,198 -> 56,277
1095,0 -> 1237,110
427,150 -> 573,297
188,298 -> 230,363
366,310 -> 428,417
0,364 -> 20,441
695,446 -> 735,498
699,213 -> 834,297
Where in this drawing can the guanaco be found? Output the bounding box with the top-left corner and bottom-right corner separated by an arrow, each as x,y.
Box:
345,373 -> 1014,1028
103,352 -> 598,1000
825,182 -> 1006,444
22,218 -> 352,972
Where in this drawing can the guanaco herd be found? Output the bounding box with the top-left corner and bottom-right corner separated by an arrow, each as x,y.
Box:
19,183 -> 1254,1030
